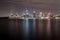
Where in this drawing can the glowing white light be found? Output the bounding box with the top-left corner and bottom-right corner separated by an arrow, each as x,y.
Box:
39,12 -> 43,17
47,12 -> 51,17
40,12 -> 43,15
41,17 -> 44,19
45,17 -> 49,19
23,12 -> 25,15
15,13 -> 20,19
10,13 -> 13,16
55,17 -> 60,19
26,13 -> 29,15
25,10 -> 28,12
9,13 -> 14,19
33,11 -> 36,13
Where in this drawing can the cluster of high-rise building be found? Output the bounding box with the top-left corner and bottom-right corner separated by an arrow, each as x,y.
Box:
8,10 -> 60,19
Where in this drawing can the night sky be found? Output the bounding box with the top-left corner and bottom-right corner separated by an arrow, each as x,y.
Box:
0,0 -> 60,17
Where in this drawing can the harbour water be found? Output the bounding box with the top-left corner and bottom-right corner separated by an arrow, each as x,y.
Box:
0,17 -> 60,40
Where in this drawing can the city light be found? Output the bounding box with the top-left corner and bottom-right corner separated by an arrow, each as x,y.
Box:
23,18 -> 29,40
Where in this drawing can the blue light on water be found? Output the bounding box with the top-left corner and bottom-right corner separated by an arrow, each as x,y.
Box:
23,18 -> 29,40
25,19 -> 29,34
33,19 -> 36,33
33,19 -> 36,38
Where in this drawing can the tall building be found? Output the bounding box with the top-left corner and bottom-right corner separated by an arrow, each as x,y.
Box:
33,11 -> 36,18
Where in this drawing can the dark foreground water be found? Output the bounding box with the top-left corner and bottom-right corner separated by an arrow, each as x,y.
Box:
0,18 -> 60,40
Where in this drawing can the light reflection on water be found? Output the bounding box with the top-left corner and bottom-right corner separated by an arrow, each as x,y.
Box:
32,19 -> 36,39
23,18 -> 37,40
23,18 -> 29,40
47,19 -> 51,36
8,19 -> 60,40
33,19 -> 36,34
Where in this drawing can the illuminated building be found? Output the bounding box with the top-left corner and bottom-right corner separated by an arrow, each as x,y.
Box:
55,15 -> 60,19
21,10 -> 31,19
33,11 -> 36,18
15,13 -> 20,19
9,13 -> 14,19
